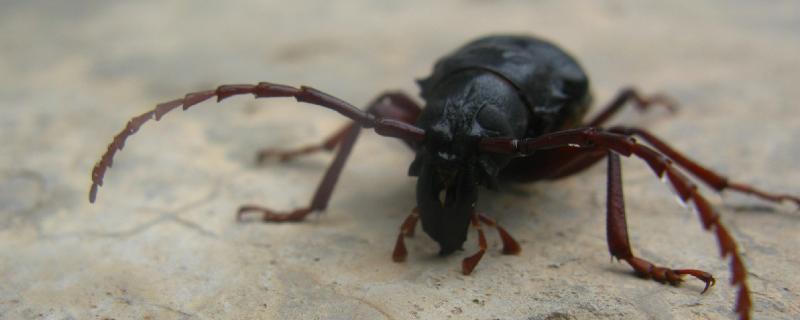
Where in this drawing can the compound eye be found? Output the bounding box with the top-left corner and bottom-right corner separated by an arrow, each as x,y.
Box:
475,104 -> 512,137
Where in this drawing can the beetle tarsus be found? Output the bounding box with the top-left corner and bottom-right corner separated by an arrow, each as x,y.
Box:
673,268 -> 716,294
625,256 -> 716,293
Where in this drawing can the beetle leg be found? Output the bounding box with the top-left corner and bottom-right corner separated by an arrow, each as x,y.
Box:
477,213 -> 521,255
256,124 -> 354,163
237,125 -> 360,222
462,213 -> 488,275
586,87 -> 677,127
392,207 -> 420,262
605,151 -> 716,291
481,128 -> 759,319
609,126 -> 800,207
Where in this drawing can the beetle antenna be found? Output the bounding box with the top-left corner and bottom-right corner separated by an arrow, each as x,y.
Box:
89,82 -> 426,203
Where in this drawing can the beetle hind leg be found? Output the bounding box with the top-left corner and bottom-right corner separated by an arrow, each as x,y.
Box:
237,126 -> 361,222
586,87 -> 677,128
256,124 -> 353,163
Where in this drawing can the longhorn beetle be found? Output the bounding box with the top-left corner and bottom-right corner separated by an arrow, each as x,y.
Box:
89,35 -> 799,320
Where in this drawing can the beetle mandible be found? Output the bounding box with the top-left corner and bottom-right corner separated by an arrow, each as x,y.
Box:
89,35 -> 799,320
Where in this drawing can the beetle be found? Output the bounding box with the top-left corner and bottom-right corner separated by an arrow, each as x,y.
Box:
89,35 -> 799,320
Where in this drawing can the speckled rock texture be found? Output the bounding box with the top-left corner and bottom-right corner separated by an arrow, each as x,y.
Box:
1,1 -> 799,319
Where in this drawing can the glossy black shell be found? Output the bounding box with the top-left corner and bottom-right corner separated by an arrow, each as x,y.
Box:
417,35 -> 592,136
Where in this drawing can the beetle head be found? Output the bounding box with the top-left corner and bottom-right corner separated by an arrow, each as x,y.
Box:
408,82 -> 523,255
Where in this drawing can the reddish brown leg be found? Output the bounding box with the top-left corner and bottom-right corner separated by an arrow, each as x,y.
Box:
237,125 -> 360,222
238,92 -> 424,222
586,87 -> 677,127
606,151 -> 715,291
609,126 -> 800,207
392,207 -> 420,262
477,214 -> 521,255
462,213 -> 488,275
256,124 -> 353,163
394,210 -> 519,268
480,128 -> 758,320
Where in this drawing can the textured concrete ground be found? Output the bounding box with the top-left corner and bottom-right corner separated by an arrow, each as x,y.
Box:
1,1 -> 799,319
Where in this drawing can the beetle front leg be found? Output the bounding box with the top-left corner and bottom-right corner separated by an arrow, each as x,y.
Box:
392,207 -> 420,262
477,213 -> 521,255
462,213 -> 488,275
605,151 -> 716,292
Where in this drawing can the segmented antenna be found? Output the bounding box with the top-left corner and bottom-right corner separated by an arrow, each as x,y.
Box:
89,82 -> 426,203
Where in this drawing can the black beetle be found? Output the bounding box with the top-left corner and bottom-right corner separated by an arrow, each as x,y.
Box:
409,36 -> 590,256
89,35 -> 799,320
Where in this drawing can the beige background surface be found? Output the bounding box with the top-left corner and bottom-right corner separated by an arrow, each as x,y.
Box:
1,1 -> 799,319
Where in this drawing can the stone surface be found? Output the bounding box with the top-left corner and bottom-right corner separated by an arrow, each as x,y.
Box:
1,1 -> 799,319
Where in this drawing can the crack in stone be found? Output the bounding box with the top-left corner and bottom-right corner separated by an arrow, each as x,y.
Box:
113,297 -> 199,319
276,269 -> 394,319
40,180 -> 222,240
336,288 -> 395,320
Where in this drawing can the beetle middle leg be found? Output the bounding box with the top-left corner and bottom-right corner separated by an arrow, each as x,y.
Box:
462,213 -> 488,275
501,126 -> 800,206
608,126 -> 800,206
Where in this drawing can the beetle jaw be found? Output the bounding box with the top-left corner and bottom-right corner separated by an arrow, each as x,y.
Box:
415,158 -> 478,255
